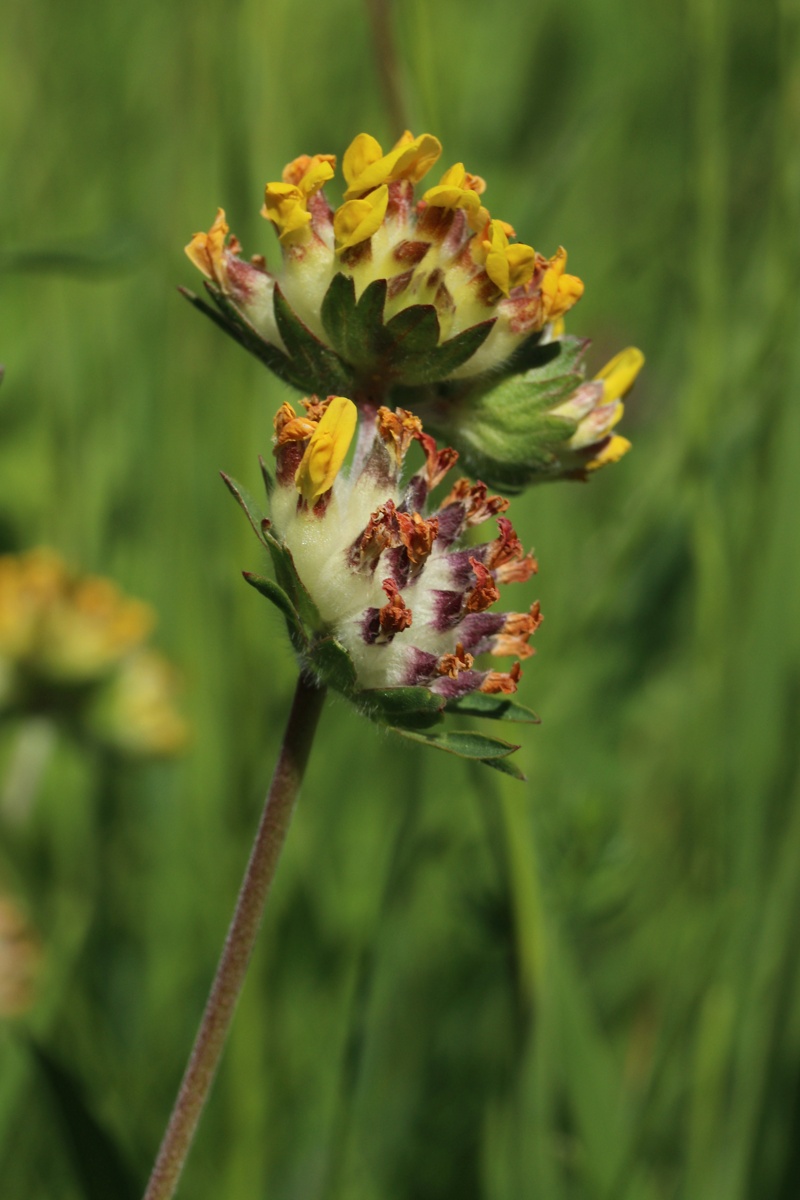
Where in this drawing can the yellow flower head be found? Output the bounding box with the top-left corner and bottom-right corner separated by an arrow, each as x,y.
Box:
294,396 -> 358,502
0,549 -> 189,757
333,185 -> 389,253
342,130 -> 442,199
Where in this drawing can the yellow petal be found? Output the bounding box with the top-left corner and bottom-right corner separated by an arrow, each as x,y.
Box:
506,243 -> 537,290
586,434 -> 632,472
262,182 -> 312,243
343,131 -> 441,198
595,347 -> 645,402
342,133 -> 384,186
282,153 -> 336,193
333,185 -> 389,251
295,397 -> 358,502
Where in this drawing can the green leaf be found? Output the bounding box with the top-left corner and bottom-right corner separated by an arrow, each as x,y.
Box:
220,472 -> 269,546
29,1041 -> 139,1200
445,692 -> 540,723
242,572 -> 307,648
479,754 -> 528,781
181,285 -> 300,388
390,727 -> 520,760
307,636 -> 357,693
273,285 -> 352,394
356,686 -> 446,721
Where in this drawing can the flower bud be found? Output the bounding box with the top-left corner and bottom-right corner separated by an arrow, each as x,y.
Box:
417,338 -> 643,489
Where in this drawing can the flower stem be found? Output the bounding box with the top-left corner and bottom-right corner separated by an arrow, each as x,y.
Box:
142,673 -> 326,1200
365,0 -> 409,139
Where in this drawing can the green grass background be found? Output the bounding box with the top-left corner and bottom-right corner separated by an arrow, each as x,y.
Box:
2,0 -> 799,1196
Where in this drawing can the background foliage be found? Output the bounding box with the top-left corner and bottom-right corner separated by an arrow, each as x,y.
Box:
2,0 -> 799,1196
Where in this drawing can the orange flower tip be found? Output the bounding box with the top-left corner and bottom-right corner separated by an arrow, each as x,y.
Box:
184,208 -> 229,279
379,579 -> 413,636
437,643 -> 475,678
480,662 -> 523,695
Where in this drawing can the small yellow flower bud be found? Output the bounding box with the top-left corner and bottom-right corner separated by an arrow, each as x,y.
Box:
262,182 -> 313,243
295,396 -> 357,502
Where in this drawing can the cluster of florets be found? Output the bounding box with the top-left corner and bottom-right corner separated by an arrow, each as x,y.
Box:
184,130 -> 643,489
261,396 -> 541,701
0,550 -> 189,758
186,130 -> 583,390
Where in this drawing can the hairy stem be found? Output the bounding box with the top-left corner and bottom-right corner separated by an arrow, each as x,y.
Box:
142,673 -> 326,1200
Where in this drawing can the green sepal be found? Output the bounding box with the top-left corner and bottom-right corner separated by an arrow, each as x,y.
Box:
390,727 -> 521,760
425,336 -> 591,491
488,331 -> 561,381
478,754 -> 528,781
319,273 -> 494,388
242,572 -> 307,651
445,692 -> 540,724
220,472 -> 270,546
272,285 -> 352,395
409,319 -> 496,384
356,686 -> 446,723
180,285 -> 301,390
321,274 -> 389,366
259,528 -> 323,633
257,455 -> 274,501
306,636 -> 358,693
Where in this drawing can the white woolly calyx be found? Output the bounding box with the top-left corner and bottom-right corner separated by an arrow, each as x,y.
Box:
269,397 -> 541,700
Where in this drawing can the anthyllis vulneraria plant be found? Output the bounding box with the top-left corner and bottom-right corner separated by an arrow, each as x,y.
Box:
0,548 -> 189,760
142,132 -> 644,1200
225,395 -> 541,778
183,130 -> 644,489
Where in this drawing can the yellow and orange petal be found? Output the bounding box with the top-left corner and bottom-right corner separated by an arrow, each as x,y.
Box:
282,153 -> 336,194
539,247 -> 584,322
184,208 -> 230,286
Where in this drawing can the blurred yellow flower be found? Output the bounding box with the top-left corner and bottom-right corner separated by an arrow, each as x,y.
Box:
0,893 -> 42,1019
0,549 -> 188,759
